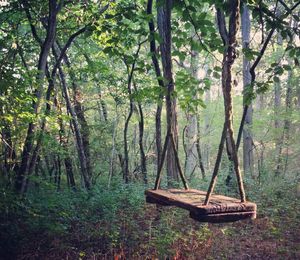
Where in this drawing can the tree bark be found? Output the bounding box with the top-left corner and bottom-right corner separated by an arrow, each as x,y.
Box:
16,0 -> 59,192
123,48 -> 140,183
19,24 -> 86,192
147,0 -> 164,170
282,61 -> 293,174
241,3 -> 254,176
0,110 -> 16,176
133,81 -> 147,184
217,1 -> 246,202
185,49 -> 199,177
274,8 -> 283,175
196,117 -> 206,179
203,64 -> 211,170
54,95 -> 76,189
157,0 -> 179,184
278,17 -> 296,175
108,105 -> 119,188
58,65 -> 91,189
56,45 -> 92,179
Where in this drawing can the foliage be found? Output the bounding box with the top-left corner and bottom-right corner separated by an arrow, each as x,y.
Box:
0,0 -> 300,258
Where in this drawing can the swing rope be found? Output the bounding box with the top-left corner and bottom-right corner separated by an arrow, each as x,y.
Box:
154,122 -> 246,205
153,120 -> 246,205
154,126 -> 188,190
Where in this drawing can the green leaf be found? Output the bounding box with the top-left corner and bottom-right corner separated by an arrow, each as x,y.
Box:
213,71 -> 220,79
265,68 -> 272,73
283,65 -> 292,71
186,5 -> 197,12
273,76 -> 280,83
214,66 -> 222,72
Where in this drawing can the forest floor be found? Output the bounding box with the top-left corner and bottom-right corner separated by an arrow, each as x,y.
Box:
7,205 -> 300,260
1,178 -> 299,259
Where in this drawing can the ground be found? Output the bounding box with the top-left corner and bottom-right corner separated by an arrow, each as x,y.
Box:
6,204 -> 299,260
1,180 -> 299,259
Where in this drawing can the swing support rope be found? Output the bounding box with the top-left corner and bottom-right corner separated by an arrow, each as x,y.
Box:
154,127 -> 189,190
153,0 -> 246,206
153,121 -> 246,205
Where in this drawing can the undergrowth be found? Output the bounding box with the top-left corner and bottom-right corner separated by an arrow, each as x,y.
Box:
0,173 -> 299,259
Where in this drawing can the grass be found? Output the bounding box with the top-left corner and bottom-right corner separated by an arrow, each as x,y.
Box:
0,173 -> 299,259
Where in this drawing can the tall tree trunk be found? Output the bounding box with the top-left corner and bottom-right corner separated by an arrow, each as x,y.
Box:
274,10 -> 283,175
241,3 -> 254,176
1,111 -> 16,176
24,68 -> 55,192
133,82 -> 147,184
185,49 -> 199,177
97,91 -> 108,122
108,105 -> 119,187
21,29 -> 86,192
147,0 -> 163,170
157,0 -> 179,184
296,75 -> 300,108
54,96 -> 76,189
122,44 -> 142,183
279,17 -> 296,175
58,65 -> 91,189
123,102 -> 133,184
282,62 -> 293,174
57,47 -> 92,179
203,65 -> 211,169
196,116 -> 206,179
16,0 -> 59,192
217,1 -> 246,202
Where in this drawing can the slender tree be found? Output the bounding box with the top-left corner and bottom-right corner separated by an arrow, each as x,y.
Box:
241,3 -> 254,176
147,0 -> 164,169
157,0 -> 179,184
16,0 -> 61,192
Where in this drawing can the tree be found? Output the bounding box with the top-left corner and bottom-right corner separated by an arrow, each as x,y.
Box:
157,0 -> 179,184
241,3 -> 254,176
16,0 -> 61,193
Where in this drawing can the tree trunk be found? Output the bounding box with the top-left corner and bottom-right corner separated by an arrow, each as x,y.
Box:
203,71 -> 211,169
133,81 -> 147,184
62,51 -> 92,179
241,3 -> 254,176
185,49 -> 199,177
279,17 -> 296,175
217,1 -> 246,202
274,11 -> 283,175
147,0 -> 164,170
97,91 -> 108,122
282,63 -> 293,174
122,44 -> 142,183
108,105 -> 119,187
16,0 -> 58,192
54,96 -> 76,189
157,0 -> 179,184
123,70 -> 135,183
196,117 -> 206,179
1,112 -> 16,176
58,65 -> 91,189
24,68 -> 56,192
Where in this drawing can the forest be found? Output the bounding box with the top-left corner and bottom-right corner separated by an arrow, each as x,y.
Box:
0,0 -> 299,259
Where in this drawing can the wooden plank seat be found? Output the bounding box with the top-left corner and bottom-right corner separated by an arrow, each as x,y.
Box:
145,189 -> 257,223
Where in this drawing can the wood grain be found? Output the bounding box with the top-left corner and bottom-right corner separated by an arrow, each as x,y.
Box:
145,189 -> 257,223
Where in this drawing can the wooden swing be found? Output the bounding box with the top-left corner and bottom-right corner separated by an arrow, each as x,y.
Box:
145,126 -> 256,223
146,0 -> 256,223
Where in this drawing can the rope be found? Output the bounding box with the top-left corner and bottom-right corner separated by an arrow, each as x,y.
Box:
204,123 -> 227,205
154,128 -> 189,190
170,133 -> 189,190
